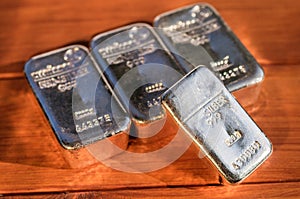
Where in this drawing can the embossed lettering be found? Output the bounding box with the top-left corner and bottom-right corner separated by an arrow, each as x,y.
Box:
232,141 -> 261,170
202,93 -> 228,127
225,130 -> 242,147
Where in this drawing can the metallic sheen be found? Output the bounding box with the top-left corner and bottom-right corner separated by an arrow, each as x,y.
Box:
154,3 -> 264,92
25,45 -> 130,149
90,23 -> 185,123
162,66 -> 272,183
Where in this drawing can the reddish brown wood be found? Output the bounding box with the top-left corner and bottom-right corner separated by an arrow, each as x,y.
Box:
0,0 -> 299,197
0,65 -> 299,195
4,182 -> 300,198
0,0 -> 299,75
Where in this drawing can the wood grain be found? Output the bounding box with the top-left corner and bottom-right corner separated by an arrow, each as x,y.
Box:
3,182 -> 300,198
0,64 -> 299,195
0,0 -> 299,197
0,0 -> 299,76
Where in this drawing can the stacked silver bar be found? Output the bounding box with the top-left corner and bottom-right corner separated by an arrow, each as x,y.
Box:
24,3 -> 272,183
153,3 -> 272,183
162,66 -> 272,183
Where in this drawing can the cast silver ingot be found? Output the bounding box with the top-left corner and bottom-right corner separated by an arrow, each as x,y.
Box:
162,66 -> 272,183
24,45 -> 130,150
154,3 -> 264,92
90,23 -> 185,123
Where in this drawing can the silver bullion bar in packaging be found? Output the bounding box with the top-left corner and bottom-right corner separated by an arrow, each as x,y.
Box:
154,3 -> 264,92
90,23 -> 185,123
25,45 -> 130,150
162,66 -> 272,183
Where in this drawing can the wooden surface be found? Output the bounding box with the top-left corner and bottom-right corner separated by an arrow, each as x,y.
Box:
0,0 -> 299,198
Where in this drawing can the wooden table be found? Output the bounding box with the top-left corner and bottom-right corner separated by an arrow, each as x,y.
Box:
0,0 -> 299,198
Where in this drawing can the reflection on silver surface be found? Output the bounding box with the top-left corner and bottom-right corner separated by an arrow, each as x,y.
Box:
90,23 -> 185,123
162,66 -> 272,183
24,45 -> 130,149
154,3 -> 264,92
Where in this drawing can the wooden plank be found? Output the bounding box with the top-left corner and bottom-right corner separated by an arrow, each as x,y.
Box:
3,182 -> 300,198
60,182 -> 300,199
0,0 -> 299,76
0,78 -> 218,194
0,64 -> 299,194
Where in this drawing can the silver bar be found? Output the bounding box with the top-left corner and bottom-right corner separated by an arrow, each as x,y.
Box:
162,66 -> 272,183
25,45 -> 130,150
154,3 -> 264,92
90,23 -> 185,124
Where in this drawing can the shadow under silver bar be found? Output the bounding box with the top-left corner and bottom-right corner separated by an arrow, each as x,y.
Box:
25,45 -> 130,150
154,3 -> 264,92
162,66 -> 272,183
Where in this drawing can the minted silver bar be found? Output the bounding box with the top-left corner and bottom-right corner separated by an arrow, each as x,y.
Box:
90,23 -> 185,123
162,66 -> 272,183
154,3 -> 264,92
25,45 -> 130,150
